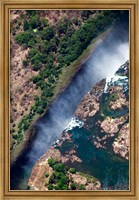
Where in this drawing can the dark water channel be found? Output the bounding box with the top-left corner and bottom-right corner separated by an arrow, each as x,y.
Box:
57,124 -> 129,190
10,24 -> 129,190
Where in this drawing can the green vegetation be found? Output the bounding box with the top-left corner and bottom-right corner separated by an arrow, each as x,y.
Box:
110,93 -> 119,102
48,184 -> 54,190
69,168 -> 76,174
100,92 -> 120,117
27,185 -> 30,190
47,159 -> 69,190
46,158 -> 89,190
79,184 -> 86,190
45,173 -> 49,178
48,158 -> 56,167
22,60 -> 28,67
11,10 -> 128,150
70,182 -> 76,190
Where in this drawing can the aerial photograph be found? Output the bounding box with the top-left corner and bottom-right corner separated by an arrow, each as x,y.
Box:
10,10 -> 129,190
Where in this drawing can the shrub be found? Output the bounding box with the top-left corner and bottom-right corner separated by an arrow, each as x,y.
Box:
24,20 -> 30,31
28,48 -> 38,58
54,163 -> 65,172
22,60 -> 28,67
48,158 -> 56,167
49,174 -> 55,184
31,53 -> 42,65
37,107 -> 44,115
32,64 -> 41,71
12,133 -> 18,140
60,176 -> 69,184
28,39 -> 36,47
15,32 -> 33,45
23,122 -> 29,131
41,27 -> 54,40
61,184 -> 68,190
54,172 -> 64,179
27,185 -> 30,190
34,95 -> 39,101
45,173 -> 49,178
110,93 -> 119,102
42,18 -> 49,27
48,184 -> 54,190
79,184 -> 86,190
30,15 -> 40,29
26,10 -> 37,16
70,183 -> 76,190
69,168 -> 76,174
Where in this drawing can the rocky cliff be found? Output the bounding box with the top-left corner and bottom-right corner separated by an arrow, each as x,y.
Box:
75,60 -> 129,159
28,61 -> 129,190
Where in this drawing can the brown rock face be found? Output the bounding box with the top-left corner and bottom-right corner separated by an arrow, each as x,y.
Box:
112,123 -> 129,159
75,94 -> 100,119
75,79 -> 106,120
100,116 -> 127,135
71,173 -> 101,190
29,161 -> 53,190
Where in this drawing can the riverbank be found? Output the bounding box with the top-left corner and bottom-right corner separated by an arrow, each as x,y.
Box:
10,27 -> 112,166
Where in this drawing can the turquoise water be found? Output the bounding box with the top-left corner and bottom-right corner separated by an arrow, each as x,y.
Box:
57,126 -> 129,190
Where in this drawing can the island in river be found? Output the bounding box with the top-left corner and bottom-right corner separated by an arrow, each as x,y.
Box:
10,10 -> 129,190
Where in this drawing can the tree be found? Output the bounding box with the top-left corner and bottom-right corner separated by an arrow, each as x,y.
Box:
27,185 -> 30,190
69,168 -> 76,174
61,184 -> 68,190
54,163 -> 65,172
15,31 -> 33,45
54,172 -> 64,179
79,184 -> 86,190
42,18 -> 49,27
49,174 -> 55,184
48,158 -> 56,167
57,18 -> 71,35
31,53 -> 42,65
34,95 -> 39,101
43,41 -> 54,53
70,183 -> 76,190
41,27 -> 54,40
37,107 -> 44,115
24,20 -> 30,31
12,133 -> 18,140
42,101 -> 47,109
23,122 -> 29,131
30,15 -> 40,29
22,60 -> 28,67
48,184 -> 54,190
45,173 -> 49,178
60,176 -> 69,184
32,64 -> 41,71
26,10 -> 37,16
81,10 -> 93,20
28,38 -> 36,47
28,48 -> 38,59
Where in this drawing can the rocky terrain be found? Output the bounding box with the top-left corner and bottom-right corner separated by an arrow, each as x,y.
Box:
28,147 -> 101,190
75,60 -> 129,159
28,61 -> 129,190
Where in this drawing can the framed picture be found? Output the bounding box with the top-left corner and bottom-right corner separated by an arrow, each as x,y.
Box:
0,0 -> 139,199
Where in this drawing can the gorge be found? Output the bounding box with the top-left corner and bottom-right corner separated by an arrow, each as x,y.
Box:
10,22 -> 129,190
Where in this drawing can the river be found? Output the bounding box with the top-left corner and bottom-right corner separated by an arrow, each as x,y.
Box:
10,23 -> 129,190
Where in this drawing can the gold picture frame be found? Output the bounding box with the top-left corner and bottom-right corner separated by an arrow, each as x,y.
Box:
0,0 -> 139,199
